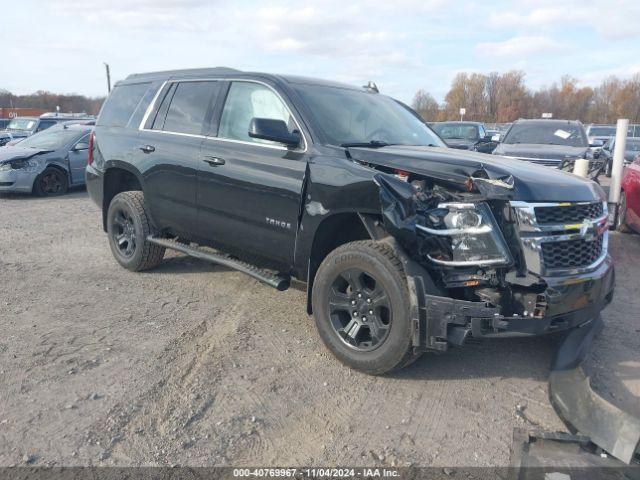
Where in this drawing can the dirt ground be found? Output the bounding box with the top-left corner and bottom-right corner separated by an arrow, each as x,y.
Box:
0,189 -> 638,467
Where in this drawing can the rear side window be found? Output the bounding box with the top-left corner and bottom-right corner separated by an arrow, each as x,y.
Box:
98,82 -> 151,127
160,81 -> 220,135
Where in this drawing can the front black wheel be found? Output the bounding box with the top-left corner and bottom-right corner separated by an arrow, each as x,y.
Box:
312,241 -> 418,375
107,191 -> 165,271
34,167 -> 68,196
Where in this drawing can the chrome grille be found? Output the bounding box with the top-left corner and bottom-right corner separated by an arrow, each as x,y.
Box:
541,235 -> 604,270
510,201 -> 608,276
535,202 -> 603,224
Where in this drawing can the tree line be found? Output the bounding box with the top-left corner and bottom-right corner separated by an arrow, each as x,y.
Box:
412,72 -> 640,124
0,89 -> 105,116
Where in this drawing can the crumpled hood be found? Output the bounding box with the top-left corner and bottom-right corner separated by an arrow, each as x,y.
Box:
348,145 -> 605,203
0,146 -> 50,164
493,143 -> 589,160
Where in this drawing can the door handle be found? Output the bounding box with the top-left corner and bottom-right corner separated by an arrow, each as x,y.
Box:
139,145 -> 155,154
203,156 -> 225,166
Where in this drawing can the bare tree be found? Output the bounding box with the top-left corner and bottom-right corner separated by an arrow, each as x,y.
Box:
412,89 -> 440,121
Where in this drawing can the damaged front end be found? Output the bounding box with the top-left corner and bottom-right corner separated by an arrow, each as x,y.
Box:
370,163 -> 614,353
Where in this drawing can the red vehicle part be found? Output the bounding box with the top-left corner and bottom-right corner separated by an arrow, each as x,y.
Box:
621,158 -> 640,232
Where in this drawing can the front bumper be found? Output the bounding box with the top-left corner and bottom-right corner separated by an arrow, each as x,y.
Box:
0,169 -> 38,193
410,255 -> 615,350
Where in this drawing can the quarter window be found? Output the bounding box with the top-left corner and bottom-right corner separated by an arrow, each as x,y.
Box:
98,82 -> 151,127
218,82 -> 294,145
161,81 -> 220,135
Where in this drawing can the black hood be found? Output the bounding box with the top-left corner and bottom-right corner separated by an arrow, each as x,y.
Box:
348,145 -> 605,203
0,146 -> 51,163
493,143 -> 589,160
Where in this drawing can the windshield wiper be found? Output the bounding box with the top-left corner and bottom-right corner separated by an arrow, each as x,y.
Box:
341,140 -> 392,148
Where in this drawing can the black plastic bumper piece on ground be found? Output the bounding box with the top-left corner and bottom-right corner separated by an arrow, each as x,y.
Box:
147,236 -> 290,291
549,316 -> 640,465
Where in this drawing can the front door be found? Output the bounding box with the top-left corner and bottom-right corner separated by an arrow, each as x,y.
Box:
68,134 -> 89,184
138,80 -> 222,235
197,80 -> 308,268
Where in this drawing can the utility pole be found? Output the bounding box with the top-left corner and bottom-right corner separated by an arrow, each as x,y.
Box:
104,63 -> 111,93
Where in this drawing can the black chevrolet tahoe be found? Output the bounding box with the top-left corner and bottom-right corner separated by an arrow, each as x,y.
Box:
86,68 -> 614,374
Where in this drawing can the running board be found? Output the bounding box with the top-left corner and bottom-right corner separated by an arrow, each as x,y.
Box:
147,236 -> 290,291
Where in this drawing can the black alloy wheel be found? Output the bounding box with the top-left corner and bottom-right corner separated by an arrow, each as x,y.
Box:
328,267 -> 392,351
110,208 -> 137,258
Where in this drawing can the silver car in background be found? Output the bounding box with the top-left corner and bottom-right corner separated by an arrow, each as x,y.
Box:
0,123 -> 92,196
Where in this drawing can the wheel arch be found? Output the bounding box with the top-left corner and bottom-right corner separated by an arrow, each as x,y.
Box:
305,211 -> 386,314
33,163 -> 69,193
102,164 -> 144,232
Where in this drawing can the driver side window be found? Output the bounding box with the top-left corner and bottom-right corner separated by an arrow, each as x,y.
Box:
218,82 -> 293,145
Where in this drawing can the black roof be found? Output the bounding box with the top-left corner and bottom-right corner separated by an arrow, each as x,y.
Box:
122,67 -> 361,91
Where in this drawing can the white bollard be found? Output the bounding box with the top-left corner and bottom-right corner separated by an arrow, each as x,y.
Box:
573,158 -> 589,178
609,119 -> 628,205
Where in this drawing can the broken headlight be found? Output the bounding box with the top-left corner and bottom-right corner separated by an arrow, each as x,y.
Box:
0,159 -> 38,172
417,202 -> 512,267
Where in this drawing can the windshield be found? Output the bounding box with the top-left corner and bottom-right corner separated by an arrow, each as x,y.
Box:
588,126 -> 616,136
431,123 -> 479,141
17,127 -> 82,150
293,85 -> 446,148
7,118 -> 37,131
503,123 -> 587,147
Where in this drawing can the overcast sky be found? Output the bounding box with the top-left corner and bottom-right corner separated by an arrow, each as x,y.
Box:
2,0 -> 639,103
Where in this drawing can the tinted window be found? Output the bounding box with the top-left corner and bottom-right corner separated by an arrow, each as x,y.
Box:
503,123 -> 587,147
98,82 -> 151,127
162,81 -> 220,135
432,123 -> 480,141
218,82 -> 294,145
589,126 -> 616,136
36,120 -> 56,132
294,85 -> 445,147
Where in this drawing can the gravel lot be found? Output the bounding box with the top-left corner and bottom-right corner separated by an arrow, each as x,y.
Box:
0,189 -> 638,467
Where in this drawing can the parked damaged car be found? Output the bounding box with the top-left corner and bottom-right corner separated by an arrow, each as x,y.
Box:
86,68 -> 614,374
0,123 -> 92,195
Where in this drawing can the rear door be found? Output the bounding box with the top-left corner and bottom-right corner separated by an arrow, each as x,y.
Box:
137,80 -> 222,235
197,80 -> 308,268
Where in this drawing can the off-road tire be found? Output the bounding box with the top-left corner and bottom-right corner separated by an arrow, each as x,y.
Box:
106,191 -> 165,271
34,167 -> 68,197
312,240 -> 419,375
616,191 -> 631,233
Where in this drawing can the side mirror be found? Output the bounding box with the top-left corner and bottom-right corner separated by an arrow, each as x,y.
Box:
590,140 -> 604,148
491,134 -> 501,142
73,142 -> 89,151
248,118 -> 300,147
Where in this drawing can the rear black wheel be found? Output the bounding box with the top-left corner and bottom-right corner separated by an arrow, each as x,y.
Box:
107,191 -> 165,271
312,241 -> 418,375
34,167 -> 68,196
